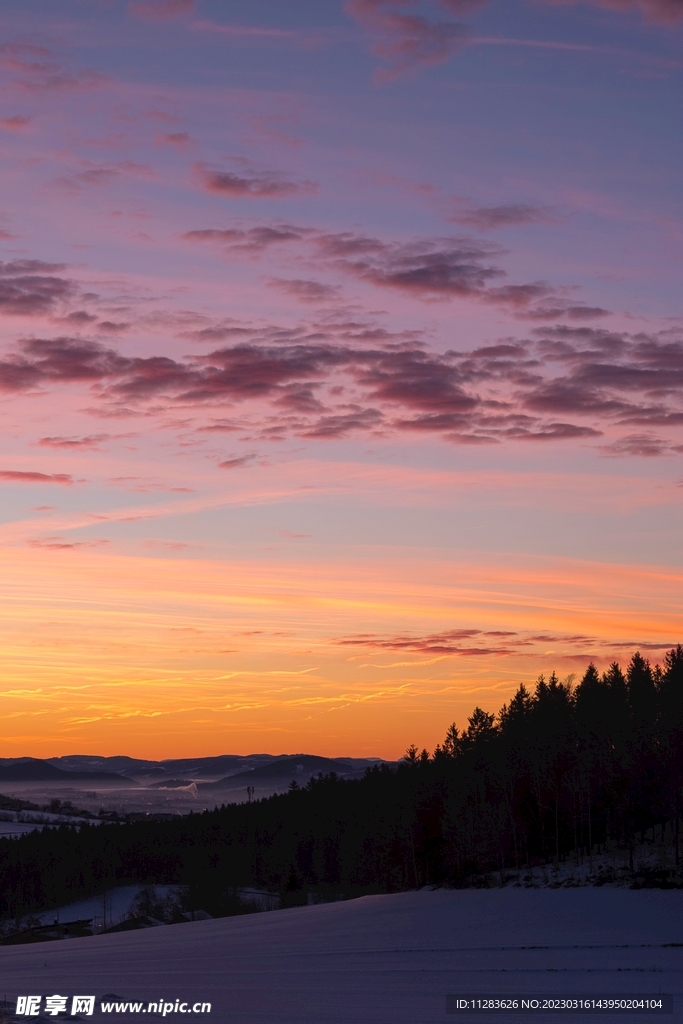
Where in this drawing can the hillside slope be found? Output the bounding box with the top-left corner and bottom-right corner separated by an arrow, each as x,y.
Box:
0,889 -> 681,1023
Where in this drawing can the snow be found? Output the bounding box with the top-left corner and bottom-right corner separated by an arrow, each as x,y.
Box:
494,836 -> 681,889
0,811 -> 96,839
0,889 -> 681,1022
0,820 -> 48,838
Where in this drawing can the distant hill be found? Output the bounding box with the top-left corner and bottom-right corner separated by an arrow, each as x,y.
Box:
0,760 -> 134,785
45,754 -> 283,781
46,755 -> 153,777
199,755 -> 372,791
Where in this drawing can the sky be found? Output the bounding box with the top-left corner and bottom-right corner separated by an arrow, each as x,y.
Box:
0,0 -> 681,759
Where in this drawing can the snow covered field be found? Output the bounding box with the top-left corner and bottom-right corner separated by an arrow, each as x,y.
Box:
0,811 -> 97,838
0,889 -> 680,1022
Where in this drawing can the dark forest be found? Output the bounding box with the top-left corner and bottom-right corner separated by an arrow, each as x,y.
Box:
2,646 -> 682,924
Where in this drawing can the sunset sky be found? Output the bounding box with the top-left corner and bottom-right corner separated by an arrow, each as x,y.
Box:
0,0 -> 681,758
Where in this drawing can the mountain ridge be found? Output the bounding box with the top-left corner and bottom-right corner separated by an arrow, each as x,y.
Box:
0,754 -> 390,785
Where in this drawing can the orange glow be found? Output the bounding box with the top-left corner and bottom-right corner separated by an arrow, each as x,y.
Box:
1,545 -> 679,759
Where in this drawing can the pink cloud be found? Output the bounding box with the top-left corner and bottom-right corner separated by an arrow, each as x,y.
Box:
142,539 -> 192,551
108,477 -> 193,494
0,116 -> 29,131
0,470 -> 74,484
537,0 -> 683,24
347,0 -> 681,81
128,0 -> 195,23
218,454 -> 257,469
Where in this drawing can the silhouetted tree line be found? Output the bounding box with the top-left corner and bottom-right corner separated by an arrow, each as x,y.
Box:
1,647 -> 682,921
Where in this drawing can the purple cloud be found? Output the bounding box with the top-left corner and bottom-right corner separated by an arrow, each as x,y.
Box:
0,42 -> 105,92
345,0 -> 476,80
0,260 -> 67,276
182,225 -> 306,253
268,279 -> 341,303
0,261 -> 73,316
302,407 -> 383,438
537,0 -> 683,24
311,232 -> 606,318
335,626 -> 516,655
155,132 -> 191,147
61,311 -> 98,325
186,222 -> 611,320
449,203 -> 560,230
316,232 -> 503,296
600,433 -> 683,457
195,164 -> 317,200
52,162 -> 155,193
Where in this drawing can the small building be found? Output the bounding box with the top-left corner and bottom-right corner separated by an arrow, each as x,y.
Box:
237,888 -> 280,911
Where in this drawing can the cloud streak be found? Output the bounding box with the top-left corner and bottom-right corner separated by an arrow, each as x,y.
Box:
182,225 -> 307,254
449,203 -> 560,230
336,627 -> 521,656
195,164 -> 317,200
38,435 -> 108,450
267,278 -> 341,303
0,470 -> 74,484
